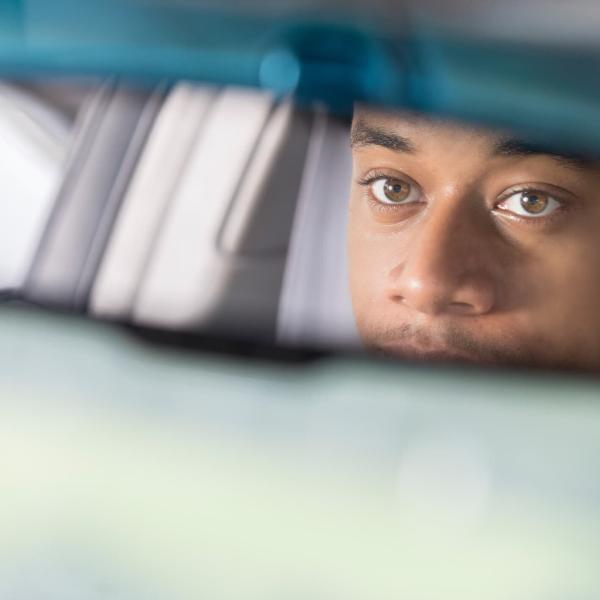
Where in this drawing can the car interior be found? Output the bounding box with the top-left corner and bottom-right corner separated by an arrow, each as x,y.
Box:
1,80 -> 360,348
2,1 -> 600,598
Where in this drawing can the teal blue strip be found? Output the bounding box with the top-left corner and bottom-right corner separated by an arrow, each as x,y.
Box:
1,2 -> 600,153
0,0 -> 23,39
0,43 -> 263,86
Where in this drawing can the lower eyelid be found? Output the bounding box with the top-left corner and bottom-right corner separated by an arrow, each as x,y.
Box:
363,193 -> 425,219
492,205 -> 569,229
498,202 -> 560,217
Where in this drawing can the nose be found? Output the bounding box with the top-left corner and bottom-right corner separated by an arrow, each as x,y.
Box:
388,202 -> 497,317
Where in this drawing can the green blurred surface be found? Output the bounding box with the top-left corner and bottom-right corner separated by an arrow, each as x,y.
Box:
0,307 -> 599,598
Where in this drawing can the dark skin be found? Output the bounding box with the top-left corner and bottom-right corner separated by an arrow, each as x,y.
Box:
348,109 -> 600,370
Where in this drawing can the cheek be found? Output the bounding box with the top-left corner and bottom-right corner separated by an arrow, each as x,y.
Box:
539,242 -> 600,318
528,234 -> 600,368
503,238 -> 600,355
348,208 -> 401,324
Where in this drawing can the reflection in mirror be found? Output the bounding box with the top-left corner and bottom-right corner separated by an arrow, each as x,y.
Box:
348,107 -> 600,372
0,80 -> 81,292
3,80 -> 358,348
3,78 -> 600,374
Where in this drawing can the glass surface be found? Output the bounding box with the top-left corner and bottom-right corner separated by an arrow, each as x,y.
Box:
3,78 -> 600,374
2,4 -> 600,597
1,308 -> 600,599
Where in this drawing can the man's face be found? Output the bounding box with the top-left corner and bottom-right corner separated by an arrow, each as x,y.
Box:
348,109 -> 600,371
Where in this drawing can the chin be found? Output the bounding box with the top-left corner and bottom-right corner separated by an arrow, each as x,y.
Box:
367,338 -> 596,374
369,342 -> 497,368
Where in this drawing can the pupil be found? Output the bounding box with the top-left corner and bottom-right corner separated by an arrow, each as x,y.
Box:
521,192 -> 547,213
383,178 -> 408,202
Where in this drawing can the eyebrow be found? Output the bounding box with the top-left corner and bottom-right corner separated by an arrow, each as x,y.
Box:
493,137 -> 595,169
351,121 -> 596,170
350,122 -> 416,153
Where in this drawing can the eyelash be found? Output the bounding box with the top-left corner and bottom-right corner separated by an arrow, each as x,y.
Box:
356,169 -> 405,188
493,185 -> 569,224
356,170 -> 424,212
357,172 -> 571,225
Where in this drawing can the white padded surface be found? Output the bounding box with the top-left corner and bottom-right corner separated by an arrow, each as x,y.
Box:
133,88 -> 273,328
0,85 -> 69,291
90,83 -> 215,319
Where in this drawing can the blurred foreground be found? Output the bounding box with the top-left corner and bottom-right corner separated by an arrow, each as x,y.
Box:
1,307 -> 599,599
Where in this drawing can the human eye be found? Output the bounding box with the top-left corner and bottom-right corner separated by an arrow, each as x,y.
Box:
358,173 -> 422,206
495,188 -> 562,219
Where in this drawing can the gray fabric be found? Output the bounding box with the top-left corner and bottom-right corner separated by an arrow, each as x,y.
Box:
277,111 -> 360,349
24,82 -> 164,310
